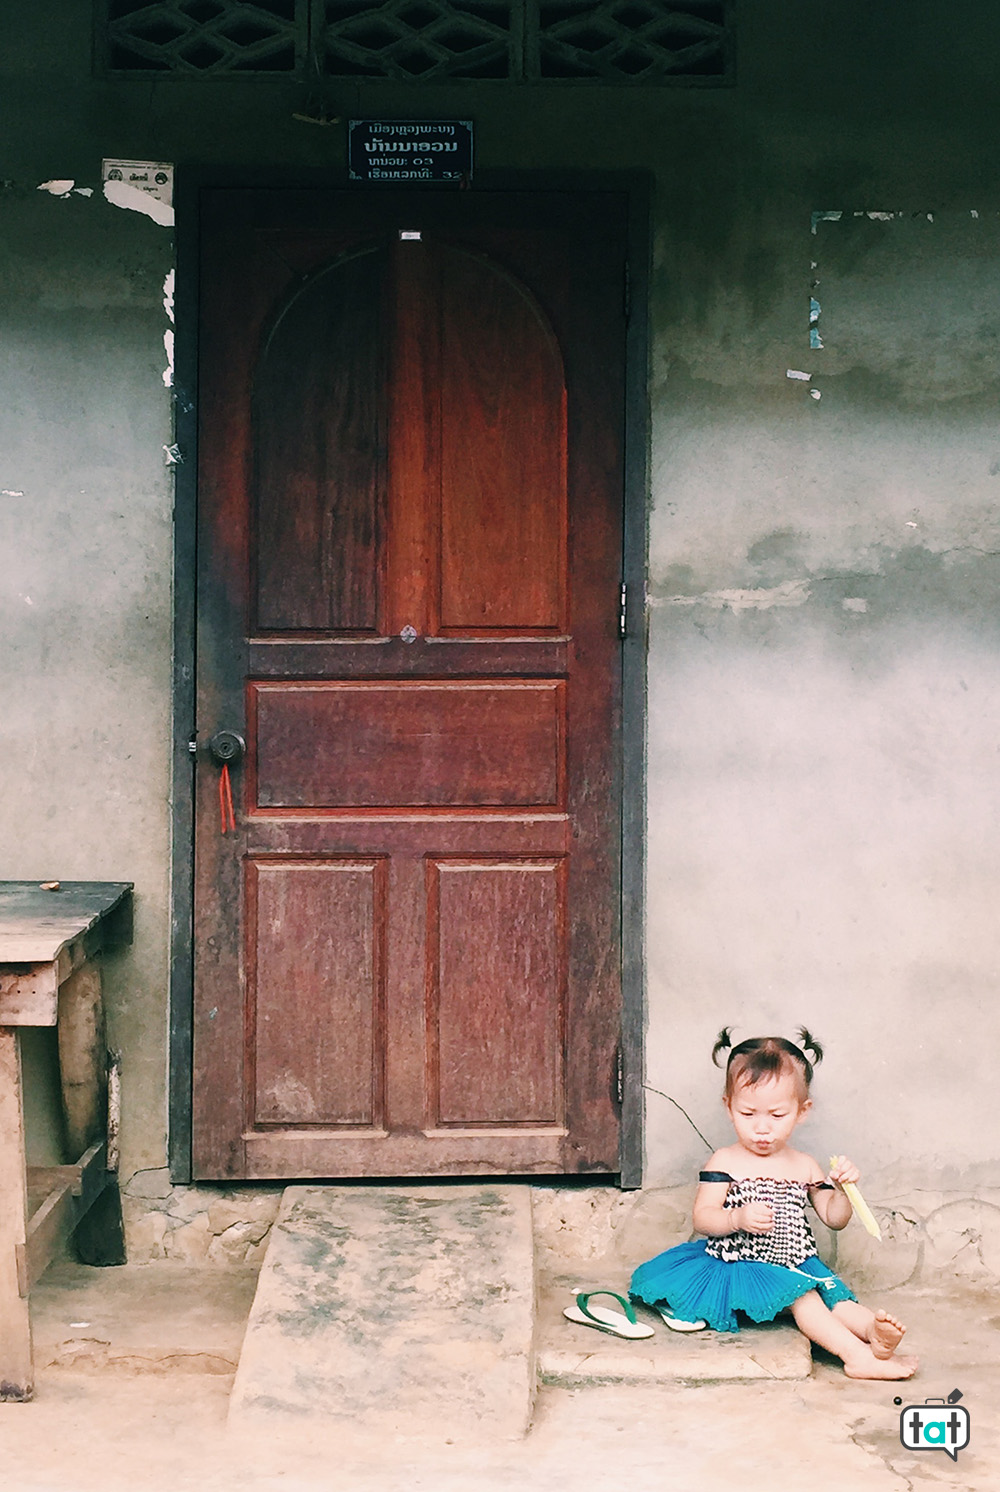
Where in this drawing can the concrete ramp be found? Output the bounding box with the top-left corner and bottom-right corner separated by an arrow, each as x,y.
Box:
229,1184 -> 535,1439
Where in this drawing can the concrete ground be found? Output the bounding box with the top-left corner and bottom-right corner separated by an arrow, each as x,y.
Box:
3,1263 -> 995,1492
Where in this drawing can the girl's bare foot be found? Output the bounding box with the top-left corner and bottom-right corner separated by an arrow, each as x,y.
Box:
868,1309 -> 906,1360
844,1347 -> 918,1380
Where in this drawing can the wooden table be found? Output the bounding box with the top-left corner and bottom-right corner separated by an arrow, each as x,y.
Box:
0,882 -> 132,1401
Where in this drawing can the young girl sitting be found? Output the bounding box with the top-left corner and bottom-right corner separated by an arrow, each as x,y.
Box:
630,1028 -> 918,1380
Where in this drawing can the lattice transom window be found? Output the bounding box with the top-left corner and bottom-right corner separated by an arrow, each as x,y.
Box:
103,1 -> 304,73
99,1 -> 733,83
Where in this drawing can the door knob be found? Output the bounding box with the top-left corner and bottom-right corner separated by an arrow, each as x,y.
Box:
208,730 -> 246,765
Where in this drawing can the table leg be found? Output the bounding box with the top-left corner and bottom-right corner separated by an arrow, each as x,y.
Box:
0,1028 -> 32,1401
57,960 -> 106,1155
56,960 -> 126,1268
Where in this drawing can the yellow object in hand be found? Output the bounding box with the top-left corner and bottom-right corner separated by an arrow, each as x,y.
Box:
829,1156 -> 882,1241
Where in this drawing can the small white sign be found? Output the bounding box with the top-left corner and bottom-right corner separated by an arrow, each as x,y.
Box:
102,159 -> 173,206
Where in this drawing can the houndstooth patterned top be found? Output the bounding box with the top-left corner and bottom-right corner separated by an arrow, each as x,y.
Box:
701,1173 -> 827,1267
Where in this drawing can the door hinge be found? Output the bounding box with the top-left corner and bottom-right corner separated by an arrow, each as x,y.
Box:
619,582 -> 628,638
623,261 -> 631,323
616,1045 -> 624,1108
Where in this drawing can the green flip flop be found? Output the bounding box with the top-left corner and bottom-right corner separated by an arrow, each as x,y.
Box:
562,1290 -> 655,1340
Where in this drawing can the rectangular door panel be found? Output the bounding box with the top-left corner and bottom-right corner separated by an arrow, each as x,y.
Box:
428,858 -> 566,1128
251,680 -> 565,810
248,858 -> 386,1129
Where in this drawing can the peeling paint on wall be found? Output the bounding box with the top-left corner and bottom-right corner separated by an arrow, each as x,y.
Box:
807,208 -> 1000,398
787,367 -> 821,400
34,179 -> 93,199
162,270 -> 175,388
652,579 -> 812,613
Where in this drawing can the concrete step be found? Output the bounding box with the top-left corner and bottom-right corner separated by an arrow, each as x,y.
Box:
537,1270 -> 812,1383
228,1183 -> 535,1439
30,1261 -> 258,1375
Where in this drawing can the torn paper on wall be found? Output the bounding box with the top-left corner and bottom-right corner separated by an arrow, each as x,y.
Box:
37,180 -> 75,197
103,179 -> 174,226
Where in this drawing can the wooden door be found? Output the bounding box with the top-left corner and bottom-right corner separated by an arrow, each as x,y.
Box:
192,189 -> 626,1179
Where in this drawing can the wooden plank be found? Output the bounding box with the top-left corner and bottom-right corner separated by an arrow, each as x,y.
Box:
0,883 -> 132,965
0,963 -> 59,1027
248,638 -> 569,677
0,1029 -> 32,1399
247,816 -> 571,855
386,233 -> 439,639
619,177 -> 651,1190
25,1184 -> 75,1292
25,1144 -> 109,1289
242,1128 -> 570,1179
27,1164 -> 82,1206
0,942 -> 98,1026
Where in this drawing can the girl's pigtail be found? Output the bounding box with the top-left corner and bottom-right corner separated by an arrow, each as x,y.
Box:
796,1026 -> 824,1066
711,1027 -> 733,1068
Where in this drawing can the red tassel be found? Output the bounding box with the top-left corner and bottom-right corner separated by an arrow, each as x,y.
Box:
219,763 -> 236,834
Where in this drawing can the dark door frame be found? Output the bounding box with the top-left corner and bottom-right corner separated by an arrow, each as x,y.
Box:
169,167 -> 650,1187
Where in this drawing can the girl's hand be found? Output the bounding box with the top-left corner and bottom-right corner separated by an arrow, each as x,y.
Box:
739,1202 -> 774,1234
829,1155 -> 860,1188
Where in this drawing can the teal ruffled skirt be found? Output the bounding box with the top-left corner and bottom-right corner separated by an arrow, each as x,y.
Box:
630,1240 -> 855,1333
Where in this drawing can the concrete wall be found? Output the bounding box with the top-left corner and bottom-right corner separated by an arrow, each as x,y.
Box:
645,208 -> 1000,1194
0,176 -> 174,1175
2,3 -> 998,1239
